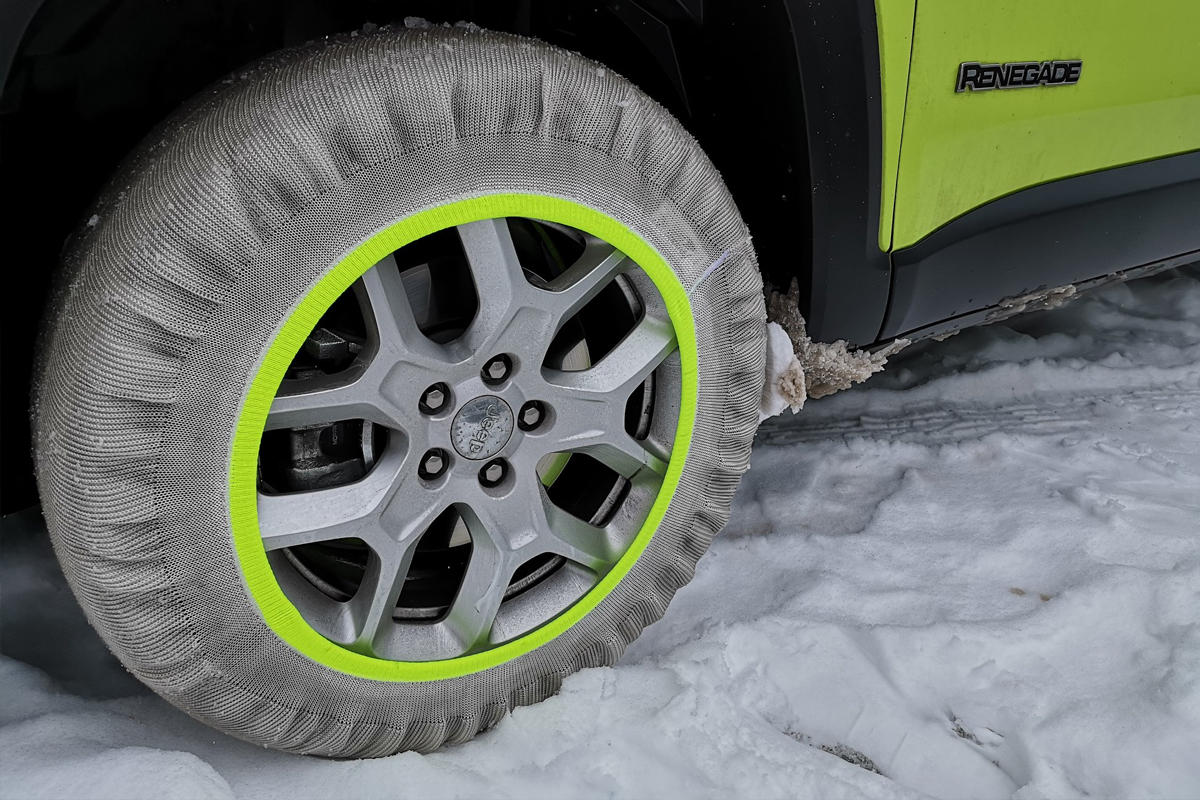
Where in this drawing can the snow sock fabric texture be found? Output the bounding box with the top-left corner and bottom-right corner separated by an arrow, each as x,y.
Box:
33,26 -> 765,756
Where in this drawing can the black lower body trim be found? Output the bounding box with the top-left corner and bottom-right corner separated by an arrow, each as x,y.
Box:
882,149 -> 1200,339
891,249 -> 1200,344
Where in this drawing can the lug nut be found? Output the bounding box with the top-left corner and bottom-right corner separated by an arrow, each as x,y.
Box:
518,400 -> 544,431
482,354 -> 512,384
479,459 -> 507,488
419,383 -> 450,414
419,448 -> 448,480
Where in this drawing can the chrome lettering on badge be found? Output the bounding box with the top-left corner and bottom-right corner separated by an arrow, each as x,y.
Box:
956,60 -> 1082,93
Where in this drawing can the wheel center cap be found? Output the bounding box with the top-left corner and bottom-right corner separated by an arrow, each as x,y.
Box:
450,395 -> 515,460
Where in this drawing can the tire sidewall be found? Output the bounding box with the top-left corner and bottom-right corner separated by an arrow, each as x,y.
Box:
36,27 -> 765,755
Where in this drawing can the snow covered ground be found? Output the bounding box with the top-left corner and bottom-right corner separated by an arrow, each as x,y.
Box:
3,265 -> 1199,800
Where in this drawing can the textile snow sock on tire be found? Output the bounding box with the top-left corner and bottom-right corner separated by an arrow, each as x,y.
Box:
34,25 -> 765,756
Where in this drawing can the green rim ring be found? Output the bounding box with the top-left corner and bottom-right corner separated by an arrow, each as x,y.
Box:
229,193 -> 699,682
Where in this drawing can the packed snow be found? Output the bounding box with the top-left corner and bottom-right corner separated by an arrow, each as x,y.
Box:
3,266 -> 1199,800
765,280 -> 910,414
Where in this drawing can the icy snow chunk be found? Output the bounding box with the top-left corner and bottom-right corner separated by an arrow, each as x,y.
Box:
403,17 -> 482,32
986,283 -> 1078,323
759,322 -> 796,421
763,279 -> 908,415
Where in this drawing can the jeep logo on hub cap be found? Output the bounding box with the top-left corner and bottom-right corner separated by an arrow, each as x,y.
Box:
450,396 -> 515,460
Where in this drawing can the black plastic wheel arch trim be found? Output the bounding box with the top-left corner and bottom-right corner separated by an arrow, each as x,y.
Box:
782,0 -> 891,347
881,149 -> 1200,339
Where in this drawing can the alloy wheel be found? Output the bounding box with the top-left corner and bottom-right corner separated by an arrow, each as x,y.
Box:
256,217 -> 682,661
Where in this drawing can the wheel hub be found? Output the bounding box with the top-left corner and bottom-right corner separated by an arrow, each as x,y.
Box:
450,394 -> 515,460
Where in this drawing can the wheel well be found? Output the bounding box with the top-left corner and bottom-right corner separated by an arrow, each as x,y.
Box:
0,0 -> 810,513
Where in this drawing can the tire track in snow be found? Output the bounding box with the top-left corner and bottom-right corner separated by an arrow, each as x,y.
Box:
758,382 -> 1200,446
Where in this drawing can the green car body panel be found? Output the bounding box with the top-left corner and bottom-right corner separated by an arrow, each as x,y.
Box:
877,0 -> 1200,252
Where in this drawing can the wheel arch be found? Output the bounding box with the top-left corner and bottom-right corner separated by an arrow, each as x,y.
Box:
2,0 -> 844,514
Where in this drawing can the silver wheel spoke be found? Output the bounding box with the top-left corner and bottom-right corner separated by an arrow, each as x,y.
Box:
256,446 -> 406,551
444,505 -> 515,652
578,434 -> 669,479
349,471 -> 450,651
529,389 -> 669,479
443,476 -> 621,654
347,546 -> 415,651
350,470 -> 451,652
454,223 -> 635,364
539,238 -> 632,325
543,310 -> 677,399
379,473 -> 452,546
540,496 -> 616,572
268,254 -> 456,433
533,307 -> 677,479
357,254 -> 452,367
454,219 -> 533,356
267,362 -> 399,430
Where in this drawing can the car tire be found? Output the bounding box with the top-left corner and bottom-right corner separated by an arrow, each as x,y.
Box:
33,24 -> 765,756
